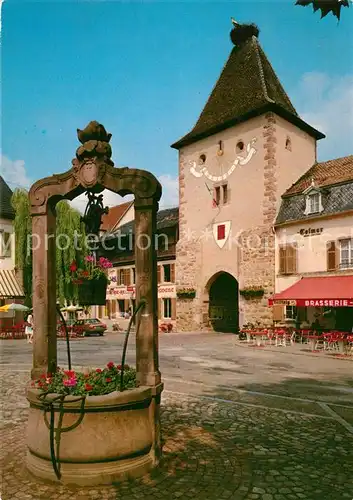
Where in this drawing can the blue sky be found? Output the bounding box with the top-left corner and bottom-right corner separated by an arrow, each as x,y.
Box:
2,1 -> 353,209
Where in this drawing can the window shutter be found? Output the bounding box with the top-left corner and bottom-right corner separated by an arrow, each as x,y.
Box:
327,241 -> 337,271
272,305 -> 284,322
279,247 -> 286,274
158,299 -> 162,319
124,268 -> 131,286
157,266 -> 161,284
171,263 -> 175,283
171,298 -> 176,320
287,244 -> 297,274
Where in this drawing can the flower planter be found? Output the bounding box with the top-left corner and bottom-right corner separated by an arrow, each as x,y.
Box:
26,384 -> 163,486
78,276 -> 107,306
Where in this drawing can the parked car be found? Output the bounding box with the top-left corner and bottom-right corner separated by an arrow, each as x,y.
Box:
72,318 -> 107,337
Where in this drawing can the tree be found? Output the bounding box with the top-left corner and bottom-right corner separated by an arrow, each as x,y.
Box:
11,190 -> 86,307
295,0 -> 350,20
55,200 -> 86,306
11,189 -> 33,307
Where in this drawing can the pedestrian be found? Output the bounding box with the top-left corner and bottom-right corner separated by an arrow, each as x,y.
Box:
25,311 -> 34,344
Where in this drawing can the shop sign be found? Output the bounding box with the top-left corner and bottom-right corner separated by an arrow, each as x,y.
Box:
270,298 -> 353,307
158,285 -> 176,298
269,299 -> 297,306
298,227 -> 323,237
303,299 -> 353,307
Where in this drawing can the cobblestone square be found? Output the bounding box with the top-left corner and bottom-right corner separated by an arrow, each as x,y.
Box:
1,334 -> 353,499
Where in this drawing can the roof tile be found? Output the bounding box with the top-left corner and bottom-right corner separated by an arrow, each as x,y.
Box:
284,155 -> 353,196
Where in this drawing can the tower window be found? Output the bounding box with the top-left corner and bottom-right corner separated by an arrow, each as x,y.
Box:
215,186 -> 221,206
285,137 -> 292,151
199,154 -> 206,164
222,184 -> 228,204
236,141 -> 244,153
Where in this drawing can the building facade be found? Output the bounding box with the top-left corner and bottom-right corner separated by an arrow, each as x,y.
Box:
0,177 -> 25,326
272,156 -> 353,331
98,206 -> 178,327
171,23 -> 323,332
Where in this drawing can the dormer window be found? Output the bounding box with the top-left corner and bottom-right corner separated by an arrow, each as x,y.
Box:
309,192 -> 320,213
303,184 -> 324,215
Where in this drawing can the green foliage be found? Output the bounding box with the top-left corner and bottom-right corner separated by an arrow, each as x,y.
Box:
176,287 -> 196,299
239,286 -> 265,299
55,200 -> 86,305
32,363 -> 137,396
11,191 -> 87,306
11,189 -> 32,307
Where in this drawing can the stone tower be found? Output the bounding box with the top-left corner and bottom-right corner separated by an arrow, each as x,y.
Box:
171,22 -> 324,332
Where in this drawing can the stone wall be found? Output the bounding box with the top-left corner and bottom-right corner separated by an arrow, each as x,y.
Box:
239,226 -> 275,326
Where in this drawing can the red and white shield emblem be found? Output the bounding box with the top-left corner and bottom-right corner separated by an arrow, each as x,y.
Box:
213,221 -> 231,248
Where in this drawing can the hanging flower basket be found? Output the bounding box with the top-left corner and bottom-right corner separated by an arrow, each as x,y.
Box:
77,276 -> 108,306
70,256 -> 113,306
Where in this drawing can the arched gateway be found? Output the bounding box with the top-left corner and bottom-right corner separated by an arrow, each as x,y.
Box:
207,272 -> 239,333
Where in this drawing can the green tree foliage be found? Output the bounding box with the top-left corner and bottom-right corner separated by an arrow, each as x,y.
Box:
11,190 -> 86,307
11,189 -> 32,307
55,200 -> 86,305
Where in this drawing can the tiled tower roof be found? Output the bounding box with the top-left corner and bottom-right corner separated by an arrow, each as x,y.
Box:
172,24 -> 324,149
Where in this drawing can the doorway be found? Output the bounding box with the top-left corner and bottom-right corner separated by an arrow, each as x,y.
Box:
208,272 -> 239,333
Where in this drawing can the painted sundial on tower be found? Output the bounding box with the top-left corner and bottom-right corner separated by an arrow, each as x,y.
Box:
189,138 -> 257,182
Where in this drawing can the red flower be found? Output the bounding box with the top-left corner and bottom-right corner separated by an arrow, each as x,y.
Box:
84,374 -> 90,379
64,370 -> 75,378
69,261 -> 77,272
106,378 -> 112,383
85,384 -> 93,391
82,270 -> 89,277
96,368 -> 102,373
107,362 -> 115,369
40,374 -> 46,379
117,365 -> 122,370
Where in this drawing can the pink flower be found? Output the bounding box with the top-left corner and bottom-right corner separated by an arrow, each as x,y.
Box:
63,378 -> 77,387
85,255 -> 94,262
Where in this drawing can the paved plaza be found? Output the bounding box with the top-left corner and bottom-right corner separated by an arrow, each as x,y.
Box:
1,332 -> 353,499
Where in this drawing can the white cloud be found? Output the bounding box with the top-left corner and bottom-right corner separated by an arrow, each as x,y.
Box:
70,173 -> 179,213
158,174 -> 179,208
0,155 -> 32,189
70,190 -> 133,213
294,72 -> 353,160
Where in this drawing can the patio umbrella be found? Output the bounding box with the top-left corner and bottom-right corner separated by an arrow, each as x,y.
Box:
0,303 -> 30,312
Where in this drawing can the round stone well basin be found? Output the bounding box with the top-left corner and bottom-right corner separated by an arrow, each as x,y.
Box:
26,384 -> 163,486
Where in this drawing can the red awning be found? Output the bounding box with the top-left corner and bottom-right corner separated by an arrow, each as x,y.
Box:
269,276 -> 353,307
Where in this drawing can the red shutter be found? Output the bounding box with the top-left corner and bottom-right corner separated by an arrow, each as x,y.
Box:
327,241 -> 337,271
